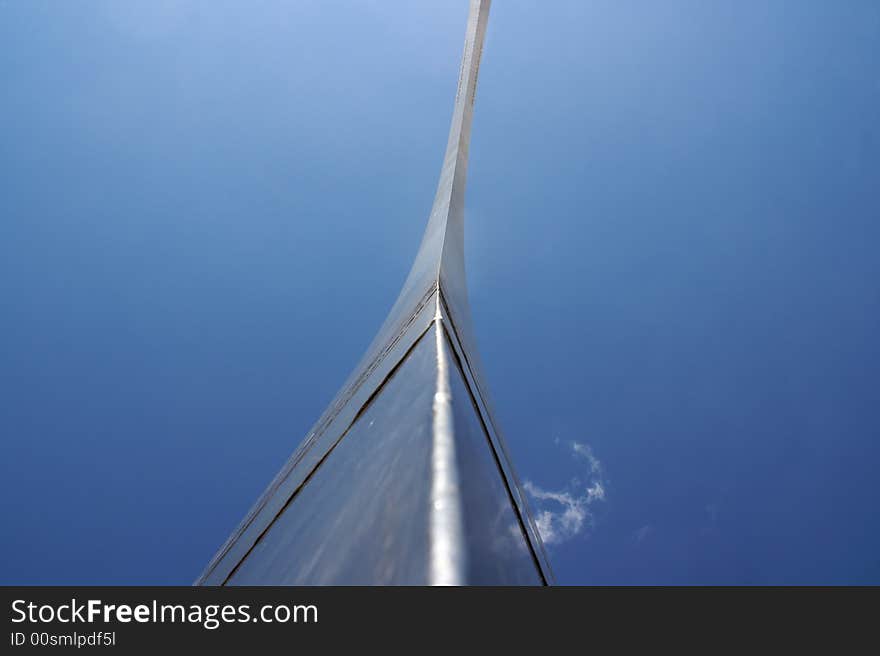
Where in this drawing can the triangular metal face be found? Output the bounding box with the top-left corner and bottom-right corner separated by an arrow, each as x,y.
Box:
227,325 -> 441,585
435,322 -> 544,585
197,0 -> 553,585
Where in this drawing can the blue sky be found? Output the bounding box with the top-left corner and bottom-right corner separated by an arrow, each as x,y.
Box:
1,1 -> 879,585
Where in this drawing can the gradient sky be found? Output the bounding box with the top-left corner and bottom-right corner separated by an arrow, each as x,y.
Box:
2,1 -> 879,585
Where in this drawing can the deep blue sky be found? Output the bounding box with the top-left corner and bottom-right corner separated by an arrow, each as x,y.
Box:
2,1 -> 878,585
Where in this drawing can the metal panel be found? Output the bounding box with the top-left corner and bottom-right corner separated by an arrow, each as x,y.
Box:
439,329 -> 543,585
227,326 -> 438,585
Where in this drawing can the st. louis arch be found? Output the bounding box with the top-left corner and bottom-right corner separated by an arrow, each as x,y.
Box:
197,0 -> 553,586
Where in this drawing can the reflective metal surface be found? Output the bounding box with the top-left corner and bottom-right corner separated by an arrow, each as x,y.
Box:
440,328 -> 543,585
197,0 -> 554,586
228,326 -> 439,585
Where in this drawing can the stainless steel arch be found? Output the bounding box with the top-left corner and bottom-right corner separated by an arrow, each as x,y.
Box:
196,0 -> 553,586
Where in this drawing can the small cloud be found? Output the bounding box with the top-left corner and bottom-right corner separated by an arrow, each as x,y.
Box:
633,525 -> 653,544
524,441 -> 607,546
571,441 -> 602,476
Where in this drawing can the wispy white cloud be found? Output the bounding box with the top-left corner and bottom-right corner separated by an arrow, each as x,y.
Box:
524,441 -> 607,546
633,524 -> 653,544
